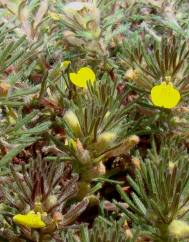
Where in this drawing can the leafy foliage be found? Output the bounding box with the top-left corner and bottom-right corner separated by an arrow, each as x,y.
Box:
0,155 -> 88,241
63,217 -> 139,242
121,36 -> 189,97
1,1 -> 189,242
116,139 -> 189,241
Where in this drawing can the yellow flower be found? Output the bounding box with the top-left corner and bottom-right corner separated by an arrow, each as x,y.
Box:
151,82 -> 180,109
69,67 -> 96,88
13,211 -> 46,229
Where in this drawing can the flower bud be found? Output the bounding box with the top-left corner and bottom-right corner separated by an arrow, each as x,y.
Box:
76,139 -> 91,164
82,162 -> 106,181
76,181 -> 91,200
44,195 -> 57,211
104,135 -> 139,158
64,30 -> 85,46
87,195 -> 99,206
123,220 -> 133,239
131,157 -> 141,169
96,131 -> 117,151
52,212 -> 63,222
124,68 -> 140,81
64,110 -> 82,137
168,219 -> 189,239
95,161 -> 106,176
168,161 -> 176,172
0,82 -> 10,96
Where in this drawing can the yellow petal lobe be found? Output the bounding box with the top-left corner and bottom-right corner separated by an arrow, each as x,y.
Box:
13,211 -> 46,229
151,82 -> 180,109
69,67 -> 96,88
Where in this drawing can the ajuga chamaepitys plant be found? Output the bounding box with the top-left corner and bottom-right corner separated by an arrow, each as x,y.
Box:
1,0 -> 189,242
121,37 -> 189,99
116,139 -> 189,241
48,0 -> 111,67
47,0 -> 140,69
120,36 -> 189,136
63,216 -> 139,242
0,155 -> 88,241
49,69 -> 139,197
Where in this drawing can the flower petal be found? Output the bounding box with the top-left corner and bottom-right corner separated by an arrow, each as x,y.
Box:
13,212 -> 46,229
78,67 -> 96,86
151,82 -> 180,109
151,85 -> 164,107
69,72 -> 85,87
69,67 -> 96,88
